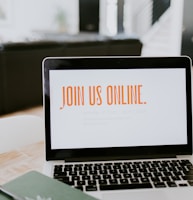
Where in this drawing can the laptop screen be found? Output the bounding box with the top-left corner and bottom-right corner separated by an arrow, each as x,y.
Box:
43,57 -> 192,161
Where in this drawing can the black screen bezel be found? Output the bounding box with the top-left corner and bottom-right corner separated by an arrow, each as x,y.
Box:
43,56 -> 192,161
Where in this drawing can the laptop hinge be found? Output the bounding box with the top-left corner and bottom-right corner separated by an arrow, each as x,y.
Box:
64,154 -> 177,163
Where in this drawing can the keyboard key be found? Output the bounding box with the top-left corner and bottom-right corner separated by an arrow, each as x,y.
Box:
84,166 -> 92,170
141,178 -> 149,183
113,165 -> 121,170
119,169 -> 127,173
75,186 -> 83,191
71,176 -> 80,181
86,185 -> 98,191
182,175 -> 193,180
64,165 -> 73,170
54,172 -> 67,178
133,173 -> 142,178
100,183 -> 152,191
74,166 -> 82,171
170,176 -> 181,181
153,172 -> 162,177
99,170 -> 108,174
69,171 -> 77,176
79,171 -> 87,175
90,170 -> 98,175
129,168 -> 137,173
138,168 -> 147,173
161,176 -> 171,182
151,177 -> 160,182
103,174 -> 111,179
99,179 -> 108,185
77,180 -> 86,186
54,165 -> 63,172
120,179 -> 129,184
154,182 -> 166,188
188,180 -> 193,186
103,165 -> 112,170
94,165 -> 102,170
179,183 -> 188,187
185,168 -> 193,175
173,171 -> 183,176
144,172 -> 153,177
149,168 -> 157,173
163,171 -> 172,176
167,181 -> 177,187
82,175 -> 91,180
63,180 -> 74,186
109,169 -> 118,174
123,173 -> 132,178
109,179 -> 118,184
130,178 -> 139,183
88,180 -> 97,185
104,163 -> 112,166
92,175 -> 101,180
113,174 -> 121,179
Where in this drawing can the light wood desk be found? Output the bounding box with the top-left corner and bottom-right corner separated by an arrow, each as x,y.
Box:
0,141 -> 44,185
1,141 -> 193,187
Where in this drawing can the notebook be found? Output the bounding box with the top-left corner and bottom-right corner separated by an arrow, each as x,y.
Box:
0,171 -> 97,200
42,56 -> 193,200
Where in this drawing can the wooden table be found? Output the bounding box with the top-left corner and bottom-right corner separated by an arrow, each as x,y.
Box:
0,141 -> 44,185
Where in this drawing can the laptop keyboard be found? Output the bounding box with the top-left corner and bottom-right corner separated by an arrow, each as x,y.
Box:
53,159 -> 193,192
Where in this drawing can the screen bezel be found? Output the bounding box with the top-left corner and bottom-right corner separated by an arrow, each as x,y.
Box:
43,56 -> 192,161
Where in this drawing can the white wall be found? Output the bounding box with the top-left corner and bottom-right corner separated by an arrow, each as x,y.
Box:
100,0 -> 152,37
170,0 -> 184,55
0,0 -> 184,53
99,0 -> 118,36
0,0 -> 79,42
124,0 -> 152,37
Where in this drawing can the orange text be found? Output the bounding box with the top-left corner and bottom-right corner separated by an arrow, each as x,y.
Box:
106,85 -> 146,105
60,86 -> 85,109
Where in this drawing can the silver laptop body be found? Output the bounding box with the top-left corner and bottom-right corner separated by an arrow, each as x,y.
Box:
43,56 -> 193,200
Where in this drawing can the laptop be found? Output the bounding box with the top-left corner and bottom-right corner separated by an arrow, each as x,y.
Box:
43,56 -> 193,200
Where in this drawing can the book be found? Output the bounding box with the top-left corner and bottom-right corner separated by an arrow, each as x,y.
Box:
0,171 -> 98,200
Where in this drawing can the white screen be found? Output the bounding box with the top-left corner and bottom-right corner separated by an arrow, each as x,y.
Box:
49,68 -> 187,149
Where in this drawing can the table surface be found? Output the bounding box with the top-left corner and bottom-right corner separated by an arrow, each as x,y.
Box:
1,141 -> 193,186
0,141 -> 44,185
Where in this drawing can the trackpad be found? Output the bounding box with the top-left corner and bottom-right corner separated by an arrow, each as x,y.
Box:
102,188 -> 193,200
102,190 -> 164,200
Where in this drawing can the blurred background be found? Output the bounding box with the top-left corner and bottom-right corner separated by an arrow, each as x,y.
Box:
0,0 -> 192,57
0,0 -> 193,116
